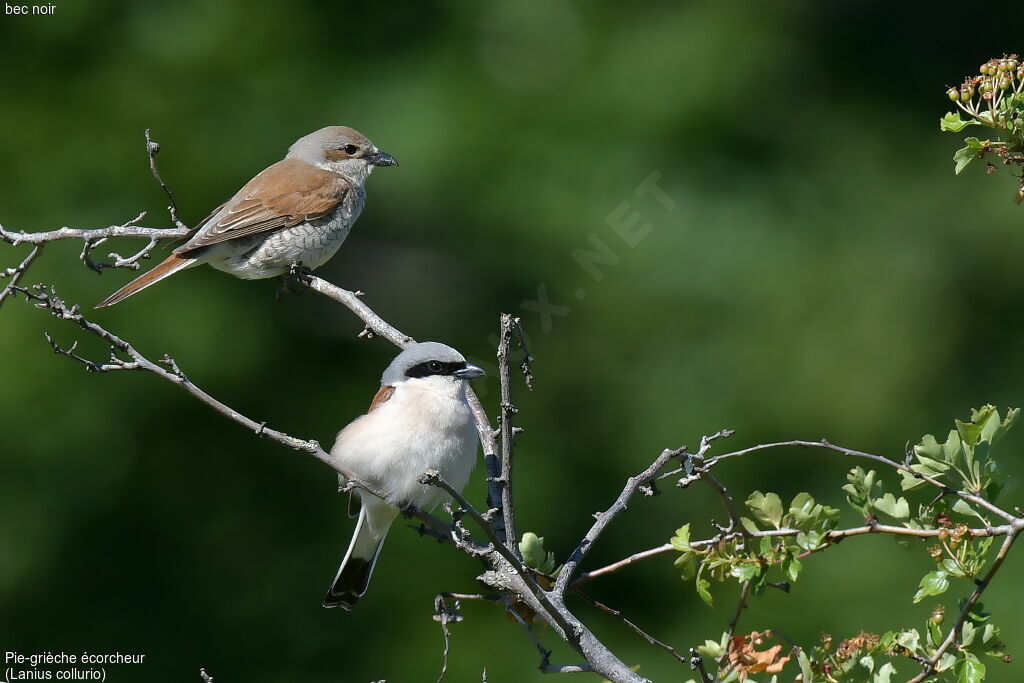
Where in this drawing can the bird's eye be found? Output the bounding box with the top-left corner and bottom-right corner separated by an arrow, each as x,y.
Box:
427,361 -> 443,373
343,144 -> 359,155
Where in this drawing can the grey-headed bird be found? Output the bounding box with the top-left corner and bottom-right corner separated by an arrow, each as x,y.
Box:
324,342 -> 484,609
96,126 -> 397,308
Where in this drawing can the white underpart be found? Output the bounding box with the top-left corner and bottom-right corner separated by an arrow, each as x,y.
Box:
331,376 -> 478,511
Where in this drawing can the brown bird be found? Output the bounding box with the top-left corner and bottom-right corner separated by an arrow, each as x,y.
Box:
96,126 -> 397,308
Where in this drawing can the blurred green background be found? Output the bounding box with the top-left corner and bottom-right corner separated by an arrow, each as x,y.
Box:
2,2 -> 1024,681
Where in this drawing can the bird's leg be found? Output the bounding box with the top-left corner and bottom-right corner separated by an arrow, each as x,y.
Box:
276,262 -> 310,300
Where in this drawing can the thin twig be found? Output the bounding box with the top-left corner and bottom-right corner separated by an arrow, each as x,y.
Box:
572,544 -> 675,586
433,594 -> 462,683
689,648 -> 713,683
575,521 -> 1016,585
0,244 -> 43,309
907,529 -> 1020,682
707,439 -> 1016,523
419,469 -> 577,642
572,588 -> 688,665
14,283 -> 457,545
497,313 -> 521,554
720,580 -> 753,667
144,129 -> 188,231
554,446 -> 685,595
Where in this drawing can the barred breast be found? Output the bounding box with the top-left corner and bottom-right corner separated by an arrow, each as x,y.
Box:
208,187 -> 366,280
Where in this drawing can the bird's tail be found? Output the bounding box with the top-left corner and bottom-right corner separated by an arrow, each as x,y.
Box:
323,498 -> 397,610
95,253 -> 197,308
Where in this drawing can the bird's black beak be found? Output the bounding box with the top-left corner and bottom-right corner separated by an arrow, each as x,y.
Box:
370,150 -> 398,167
454,364 -> 486,380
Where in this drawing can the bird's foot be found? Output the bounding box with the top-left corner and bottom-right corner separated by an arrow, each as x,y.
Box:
277,262 -> 310,300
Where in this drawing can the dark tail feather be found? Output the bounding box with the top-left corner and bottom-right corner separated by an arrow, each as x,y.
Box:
323,505 -> 389,610
95,254 -> 196,308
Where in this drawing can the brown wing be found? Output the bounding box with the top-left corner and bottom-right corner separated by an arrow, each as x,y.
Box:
175,158 -> 350,255
165,200 -> 229,249
368,385 -> 395,412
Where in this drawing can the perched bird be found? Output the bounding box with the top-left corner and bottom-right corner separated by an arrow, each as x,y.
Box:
324,342 -> 484,610
96,126 -> 397,308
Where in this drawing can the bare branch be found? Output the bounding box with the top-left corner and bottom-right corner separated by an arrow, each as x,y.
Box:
572,588 -> 688,665
721,581 -> 753,668
689,648 -> 713,683
433,594 -> 463,683
497,313 -> 524,554
0,222 -> 187,247
144,129 -> 189,231
419,469 -> 576,639
0,244 -> 43,309
572,543 -> 674,586
554,445 -> 685,595
14,283 -> 458,546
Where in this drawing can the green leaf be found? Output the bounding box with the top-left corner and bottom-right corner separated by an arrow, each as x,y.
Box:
940,557 -> 966,578
874,662 -> 896,683
896,629 -> 921,652
874,493 -> 910,521
798,649 -> 814,682
962,620 -> 976,647
671,524 -> 692,552
913,570 -> 950,603
740,517 -> 760,535
927,619 -> 943,648
953,137 -> 985,175
980,622 -> 1000,646
844,467 -> 878,514
796,530 -> 826,552
696,578 -> 713,607
730,564 -> 759,582
912,433 -> 958,477
697,635 -> 726,659
674,552 -> 698,581
900,470 -> 928,491
936,652 -> 958,672
951,498 -> 980,519
858,654 -> 875,673
519,532 -> 556,574
783,554 -> 802,582
941,112 -> 981,132
956,652 -> 986,683
788,492 -> 839,530
746,491 -> 784,528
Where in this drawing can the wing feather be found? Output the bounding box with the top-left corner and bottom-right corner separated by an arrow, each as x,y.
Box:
175,158 -> 350,255
368,385 -> 395,412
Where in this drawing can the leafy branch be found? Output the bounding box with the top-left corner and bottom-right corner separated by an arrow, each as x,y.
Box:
941,53 -> 1024,200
